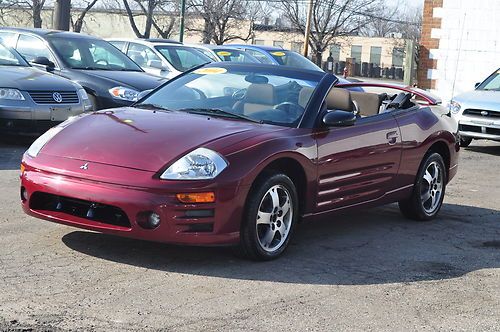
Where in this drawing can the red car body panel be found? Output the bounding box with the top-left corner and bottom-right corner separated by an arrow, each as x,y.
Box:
20,69 -> 459,246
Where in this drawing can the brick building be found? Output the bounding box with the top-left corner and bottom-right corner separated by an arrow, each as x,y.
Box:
418,0 -> 500,102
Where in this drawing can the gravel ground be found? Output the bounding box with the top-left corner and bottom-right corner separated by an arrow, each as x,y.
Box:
0,137 -> 499,331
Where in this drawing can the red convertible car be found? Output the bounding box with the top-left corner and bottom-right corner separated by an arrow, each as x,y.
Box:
20,63 -> 459,260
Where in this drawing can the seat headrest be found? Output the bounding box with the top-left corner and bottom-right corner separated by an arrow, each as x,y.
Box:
326,87 -> 353,112
245,84 -> 275,105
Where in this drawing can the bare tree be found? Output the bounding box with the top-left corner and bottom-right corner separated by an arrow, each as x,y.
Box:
276,0 -> 382,65
187,0 -> 254,45
121,0 -> 177,39
71,0 -> 99,32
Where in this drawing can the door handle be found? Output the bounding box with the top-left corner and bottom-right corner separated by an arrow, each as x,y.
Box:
386,131 -> 399,145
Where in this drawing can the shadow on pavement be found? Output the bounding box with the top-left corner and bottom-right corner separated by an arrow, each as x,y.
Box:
464,143 -> 500,156
62,203 -> 500,285
0,136 -> 33,171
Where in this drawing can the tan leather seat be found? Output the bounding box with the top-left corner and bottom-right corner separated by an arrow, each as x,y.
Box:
237,84 -> 275,115
351,91 -> 383,117
326,87 -> 354,112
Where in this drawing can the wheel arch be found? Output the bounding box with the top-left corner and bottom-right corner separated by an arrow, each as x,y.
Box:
426,140 -> 451,180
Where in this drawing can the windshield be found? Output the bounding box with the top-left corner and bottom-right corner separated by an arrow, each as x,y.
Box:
0,43 -> 28,67
477,70 -> 500,91
48,37 -> 143,71
213,49 -> 259,63
155,45 -> 212,72
139,66 -> 321,127
268,50 -> 322,72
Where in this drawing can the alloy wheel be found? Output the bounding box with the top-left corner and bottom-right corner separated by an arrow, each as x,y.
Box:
420,161 -> 444,214
256,184 -> 293,253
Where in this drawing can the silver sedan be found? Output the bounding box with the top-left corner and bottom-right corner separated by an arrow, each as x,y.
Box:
0,42 -> 92,134
449,68 -> 500,147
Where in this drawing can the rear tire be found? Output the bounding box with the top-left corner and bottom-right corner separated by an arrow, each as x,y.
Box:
236,172 -> 299,261
459,136 -> 472,147
399,153 -> 447,221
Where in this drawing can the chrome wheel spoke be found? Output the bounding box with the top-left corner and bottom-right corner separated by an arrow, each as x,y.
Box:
262,228 -> 276,248
423,170 -> 433,186
257,211 -> 272,225
269,188 -> 280,210
422,191 -> 431,203
281,199 -> 291,216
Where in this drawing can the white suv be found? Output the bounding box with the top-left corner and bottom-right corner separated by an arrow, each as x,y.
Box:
108,38 -> 214,79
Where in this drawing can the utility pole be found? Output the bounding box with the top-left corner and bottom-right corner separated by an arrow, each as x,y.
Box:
179,0 -> 187,42
303,0 -> 313,57
53,0 -> 71,31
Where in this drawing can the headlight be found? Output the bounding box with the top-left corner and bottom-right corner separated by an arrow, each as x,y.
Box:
109,86 -> 139,101
0,88 -> 24,100
160,148 -> 228,180
26,116 -> 79,158
77,88 -> 89,101
448,100 -> 461,114
27,127 -> 64,158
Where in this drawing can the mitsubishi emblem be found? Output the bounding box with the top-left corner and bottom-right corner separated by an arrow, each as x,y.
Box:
80,162 -> 89,170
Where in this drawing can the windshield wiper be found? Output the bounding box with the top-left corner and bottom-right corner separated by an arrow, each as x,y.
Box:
179,108 -> 262,123
134,103 -> 172,112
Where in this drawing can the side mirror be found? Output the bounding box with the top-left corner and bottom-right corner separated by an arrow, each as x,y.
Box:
323,110 -> 356,127
475,82 -> 481,89
32,56 -> 55,71
148,60 -> 168,71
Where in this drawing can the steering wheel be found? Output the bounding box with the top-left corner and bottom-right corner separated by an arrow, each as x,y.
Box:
95,59 -> 109,66
232,88 -> 247,101
273,102 -> 304,119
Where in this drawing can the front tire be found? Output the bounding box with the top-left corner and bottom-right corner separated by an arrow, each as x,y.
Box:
237,173 -> 299,260
399,153 -> 447,221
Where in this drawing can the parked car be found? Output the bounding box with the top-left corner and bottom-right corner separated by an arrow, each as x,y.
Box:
21,63 -> 459,260
0,28 -> 165,110
231,44 -> 357,87
108,38 -> 214,79
187,44 -> 260,63
0,41 -> 91,134
449,68 -> 500,147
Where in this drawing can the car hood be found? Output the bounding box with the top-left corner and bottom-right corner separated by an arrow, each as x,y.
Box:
0,66 -> 78,91
453,90 -> 500,110
40,108 -> 283,172
76,70 -> 165,91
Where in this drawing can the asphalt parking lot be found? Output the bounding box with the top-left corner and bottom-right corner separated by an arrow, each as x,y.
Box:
0,137 -> 499,331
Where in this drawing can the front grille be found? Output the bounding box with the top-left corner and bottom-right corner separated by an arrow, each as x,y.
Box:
28,91 -> 79,104
486,127 -> 500,135
29,192 -> 131,228
459,124 -> 481,133
463,109 -> 500,118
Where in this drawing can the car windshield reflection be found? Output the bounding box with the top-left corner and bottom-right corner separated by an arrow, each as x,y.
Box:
139,66 -> 321,127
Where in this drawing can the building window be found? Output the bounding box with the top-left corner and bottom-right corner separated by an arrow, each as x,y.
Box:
392,48 -> 404,67
253,39 -> 265,45
370,46 -> 382,65
330,44 -> 340,62
291,42 -> 303,52
350,45 -> 362,64
273,40 -> 284,48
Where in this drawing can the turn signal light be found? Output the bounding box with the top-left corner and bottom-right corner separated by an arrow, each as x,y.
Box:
20,164 -> 25,175
176,192 -> 215,204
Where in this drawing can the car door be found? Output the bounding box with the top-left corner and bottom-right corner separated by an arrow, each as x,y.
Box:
314,111 -> 402,211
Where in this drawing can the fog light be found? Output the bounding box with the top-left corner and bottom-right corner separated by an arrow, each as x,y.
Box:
21,187 -> 28,202
149,212 -> 161,228
176,192 -> 215,204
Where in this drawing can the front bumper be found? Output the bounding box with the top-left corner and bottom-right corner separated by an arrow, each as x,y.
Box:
20,157 -> 247,246
0,102 -> 88,134
458,114 -> 500,141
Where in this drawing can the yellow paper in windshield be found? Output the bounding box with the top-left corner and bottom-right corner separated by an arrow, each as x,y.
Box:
271,51 -> 286,57
194,67 -> 227,75
217,51 -> 232,57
